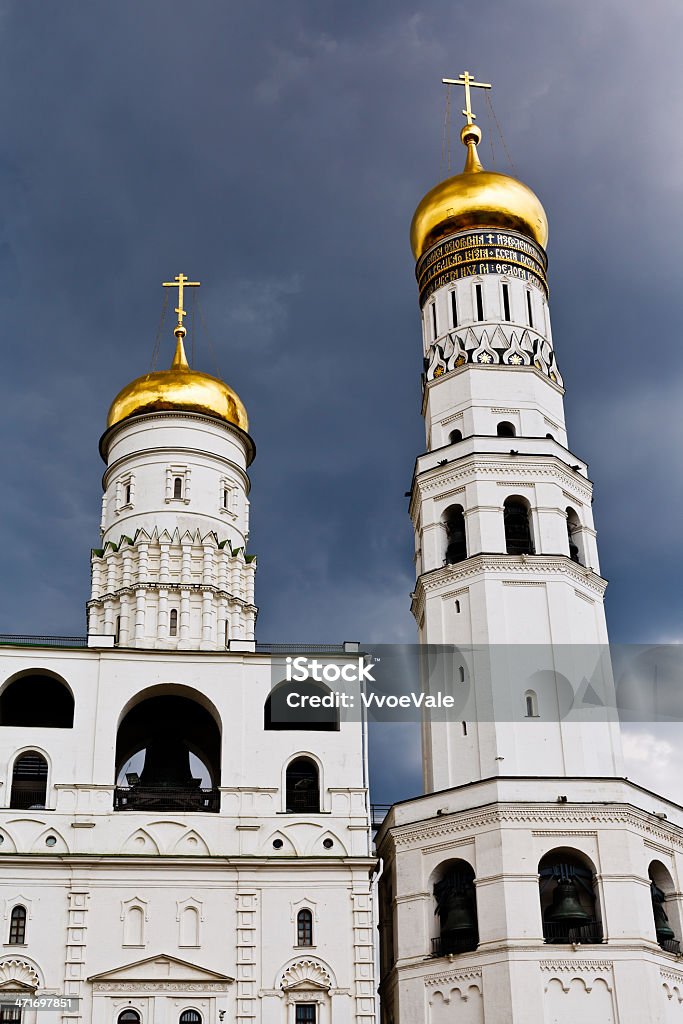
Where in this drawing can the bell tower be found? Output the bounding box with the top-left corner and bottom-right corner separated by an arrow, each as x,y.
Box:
376,75 -> 683,1024
87,274 -> 257,650
408,75 -> 622,791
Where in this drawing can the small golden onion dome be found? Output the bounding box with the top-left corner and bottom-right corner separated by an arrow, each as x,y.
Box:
410,124 -> 548,262
106,334 -> 248,432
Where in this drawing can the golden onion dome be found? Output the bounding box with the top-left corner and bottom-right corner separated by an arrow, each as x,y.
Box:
106,334 -> 248,432
410,124 -> 548,262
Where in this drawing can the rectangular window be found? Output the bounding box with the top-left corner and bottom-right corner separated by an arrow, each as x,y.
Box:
475,283 -> 483,321
0,1007 -> 22,1023
295,1007 -> 316,1024
430,302 -> 438,339
450,290 -> 458,327
526,289 -> 534,327
502,282 -> 511,321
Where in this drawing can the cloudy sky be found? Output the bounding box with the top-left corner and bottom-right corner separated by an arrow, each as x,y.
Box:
0,1 -> 682,805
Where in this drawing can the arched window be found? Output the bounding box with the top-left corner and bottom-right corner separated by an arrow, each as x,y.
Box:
497,420 -> 516,437
503,497 -> 534,555
0,672 -> 74,727
115,615 -> 121,647
449,428 -> 462,444
10,751 -> 48,809
566,507 -> 583,564
432,860 -> 478,955
169,609 -> 179,637
173,477 -> 183,500
8,905 -> 26,944
118,1013 -> 142,1024
179,1012 -> 202,1024
297,908 -> 313,946
649,861 -> 680,953
525,690 -> 539,718
443,505 -> 467,564
265,680 -> 339,732
539,849 -> 602,944
286,758 -> 320,813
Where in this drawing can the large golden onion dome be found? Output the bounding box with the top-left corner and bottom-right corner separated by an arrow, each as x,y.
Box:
410,124 -> 548,262
107,334 -> 249,432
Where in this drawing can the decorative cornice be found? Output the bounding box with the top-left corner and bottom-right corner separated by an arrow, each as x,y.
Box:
413,555 -> 607,600
424,967 -> 482,986
416,458 -> 592,504
540,959 -> 612,972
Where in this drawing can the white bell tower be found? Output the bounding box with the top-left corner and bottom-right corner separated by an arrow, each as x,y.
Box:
409,96 -> 623,791
376,76 -> 683,1024
87,274 -> 257,649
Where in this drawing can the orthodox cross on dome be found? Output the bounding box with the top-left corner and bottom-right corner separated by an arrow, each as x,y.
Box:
163,273 -> 200,338
442,71 -> 491,126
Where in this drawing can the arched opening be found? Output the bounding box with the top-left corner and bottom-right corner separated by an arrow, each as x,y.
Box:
539,848 -> 602,944
173,476 -> 183,500
179,1010 -> 202,1024
265,680 -> 339,731
566,506 -> 584,564
504,496 -> 534,555
123,905 -> 144,946
432,859 -> 478,956
10,751 -> 48,809
8,905 -> 26,945
525,690 -> 539,718
0,672 -> 74,727
497,421 -> 516,438
649,860 -> 681,953
118,1013 -> 142,1024
443,504 -> 467,564
114,690 -> 221,813
297,908 -> 313,946
449,428 -> 462,444
169,608 -> 179,637
286,757 -> 320,813
180,905 -> 200,947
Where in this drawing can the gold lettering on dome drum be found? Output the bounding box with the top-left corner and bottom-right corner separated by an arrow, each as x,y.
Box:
417,228 -> 548,307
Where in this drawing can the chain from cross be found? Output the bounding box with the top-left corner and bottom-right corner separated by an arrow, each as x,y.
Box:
442,71 -> 491,126
162,273 -> 200,336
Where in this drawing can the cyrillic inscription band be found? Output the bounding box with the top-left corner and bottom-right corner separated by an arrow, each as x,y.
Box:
417,228 -> 548,307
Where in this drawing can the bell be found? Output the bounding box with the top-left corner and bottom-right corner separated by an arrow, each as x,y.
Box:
545,879 -> 592,927
138,733 -> 197,789
652,886 -> 675,943
441,892 -> 477,936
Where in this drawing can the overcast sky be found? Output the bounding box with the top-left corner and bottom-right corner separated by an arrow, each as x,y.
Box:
0,1 -> 681,805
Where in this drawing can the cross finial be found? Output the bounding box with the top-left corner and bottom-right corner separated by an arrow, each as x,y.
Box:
442,71 -> 491,127
162,273 -> 201,338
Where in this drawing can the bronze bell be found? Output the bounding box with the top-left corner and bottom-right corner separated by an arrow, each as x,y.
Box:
545,879 -> 592,927
652,886 -> 675,943
441,892 -> 477,937
138,733 -> 197,789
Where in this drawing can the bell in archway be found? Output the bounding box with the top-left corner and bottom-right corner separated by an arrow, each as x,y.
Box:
138,733 -> 197,789
652,885 -> 675,943
441,892 -> 477,936
545,879 -> 592,928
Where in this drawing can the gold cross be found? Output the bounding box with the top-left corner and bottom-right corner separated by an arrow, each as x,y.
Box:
162,273 -> 200,336
442,71 -> 491,126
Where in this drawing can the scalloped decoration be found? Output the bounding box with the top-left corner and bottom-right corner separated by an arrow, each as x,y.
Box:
0,958 -> 40,989
281,959 -> 331,991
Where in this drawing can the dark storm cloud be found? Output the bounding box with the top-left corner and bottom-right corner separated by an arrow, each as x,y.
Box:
1,0 -> 682,802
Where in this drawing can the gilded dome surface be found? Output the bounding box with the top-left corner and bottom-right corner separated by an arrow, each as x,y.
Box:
410,125 -> 548,262
107,336 -> 248,432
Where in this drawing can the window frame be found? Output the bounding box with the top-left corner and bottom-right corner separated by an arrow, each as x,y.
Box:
8,904 -> 27,945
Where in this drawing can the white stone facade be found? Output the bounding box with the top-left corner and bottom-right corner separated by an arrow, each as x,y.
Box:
0,644 -> 376,1024
88,411 -> 257,649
